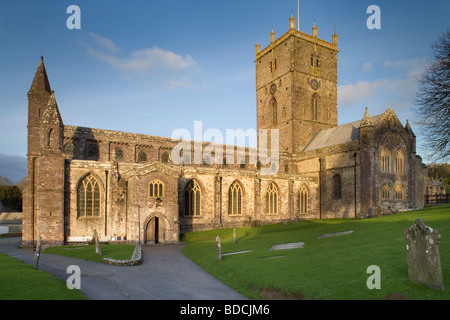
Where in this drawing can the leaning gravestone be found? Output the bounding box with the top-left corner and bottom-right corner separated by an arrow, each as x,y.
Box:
403,218 -> 445,290
34,236 -> 42,269
216,235 -> 222,262
94,229 -> 102,256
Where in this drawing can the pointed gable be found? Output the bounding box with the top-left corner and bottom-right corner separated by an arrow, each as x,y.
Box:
41,91 -> 63,125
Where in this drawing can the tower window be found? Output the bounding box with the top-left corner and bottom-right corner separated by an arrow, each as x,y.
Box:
149,180 -> 164,199
311,94 -> 319,121
270,97 -> 277,125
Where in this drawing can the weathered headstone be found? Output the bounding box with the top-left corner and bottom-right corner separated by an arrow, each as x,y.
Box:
216,235 -> 222,262
404,218 -> 445,290
233,228 -> 236,244
94,229 -> 102,256
34,236 -> 42,269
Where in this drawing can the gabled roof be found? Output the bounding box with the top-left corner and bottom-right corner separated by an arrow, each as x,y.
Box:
302,113 -> 383,152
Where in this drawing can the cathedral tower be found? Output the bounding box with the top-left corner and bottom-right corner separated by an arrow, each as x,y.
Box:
255,15 -> 338,153
22,57 -> 65,247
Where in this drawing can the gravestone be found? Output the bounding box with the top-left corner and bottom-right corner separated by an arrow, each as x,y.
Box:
216,235 -> 222,262
94,229 -> 102,256
34,236 -> 42,269
403,218 -> 445,290
233,228 -> 236,244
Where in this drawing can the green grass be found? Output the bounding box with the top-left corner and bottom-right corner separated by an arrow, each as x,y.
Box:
43,244 -> 136,263
0,253 -> 86,300
181,204 -> 450,300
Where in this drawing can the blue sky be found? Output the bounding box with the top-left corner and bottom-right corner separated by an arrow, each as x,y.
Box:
0,0 -> 449,182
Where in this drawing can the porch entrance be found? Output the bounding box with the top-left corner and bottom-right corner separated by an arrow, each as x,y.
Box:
146,217 -> 164,244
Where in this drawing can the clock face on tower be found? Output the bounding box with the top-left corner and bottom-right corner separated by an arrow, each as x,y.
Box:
269,83 -> 277,95
310,79 -> 319,91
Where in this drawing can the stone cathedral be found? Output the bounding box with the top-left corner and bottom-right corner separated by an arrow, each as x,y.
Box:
22,15 -> 427,247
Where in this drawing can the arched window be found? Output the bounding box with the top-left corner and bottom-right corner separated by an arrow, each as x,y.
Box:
87,145 -> 99,159
395,150 -> 405,174
298,185 -> 308,214
381,184 -> 392,200
333,174 -> 342,199
64,143 -> 75,156
47,128 -> 53,148
228,181 -> 243,215
149,180 -> 164,199
77,174 -> 101,217
311,94 -> 319,121
161,152 -> 169,164
270,97 -> 277,125
114,148 -> 123,161
138,151 -> 147,163
185,180 -> 201,216
395,185 -> 405,200
381,147 -> 392,172
266,183 -> 278,214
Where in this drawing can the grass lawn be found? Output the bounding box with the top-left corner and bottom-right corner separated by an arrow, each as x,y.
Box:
181,204 -> 450,300
43,243 -> 136,263
0,252 -> 86,300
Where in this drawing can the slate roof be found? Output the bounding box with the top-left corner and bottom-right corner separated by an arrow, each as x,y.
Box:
302,114 -> 383,152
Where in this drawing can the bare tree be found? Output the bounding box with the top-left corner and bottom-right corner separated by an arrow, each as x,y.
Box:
415,29 -> 450,161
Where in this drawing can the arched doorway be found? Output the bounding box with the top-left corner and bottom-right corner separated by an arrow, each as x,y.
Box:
145,217 -> 164,244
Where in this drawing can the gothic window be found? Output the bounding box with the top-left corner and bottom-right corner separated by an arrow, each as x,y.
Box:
395,150 -> 405,174
311,94 -> 319,121
114,148 -> 124,161
298,185 -> 308,214
266,183 -> 278,214
270,97 -> 277,125
228,181 -> 243,215
87,145 -> 99,159
138,151 -> 147,163
161,152 -> 169,164
333,174 -> 342,199
149,180 -> 164,199
395,185 -> 405,200
381,184 -> 392,200
381,147 -> 392,172
64,143 -> 75,156
185,179 -> 201,216
77,174 -> 101,217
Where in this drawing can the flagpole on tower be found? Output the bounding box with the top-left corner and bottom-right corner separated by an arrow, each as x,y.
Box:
297,0 -> 300,30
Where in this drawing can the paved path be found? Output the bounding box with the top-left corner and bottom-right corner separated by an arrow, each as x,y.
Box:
0,237 -> 248,300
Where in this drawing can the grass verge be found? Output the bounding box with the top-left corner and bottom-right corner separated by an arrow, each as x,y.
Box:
0,252 -> 86,300
181,204 -> 450,300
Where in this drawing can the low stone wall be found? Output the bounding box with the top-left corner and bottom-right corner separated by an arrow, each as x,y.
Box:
103,245 -> 142,266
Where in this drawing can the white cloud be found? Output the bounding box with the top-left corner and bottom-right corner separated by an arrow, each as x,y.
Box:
362,62 -> 373,71
383,58 -> 428,80
338,79 -> 388,105
85,33 -> 198,89
90,32 -> 121,53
